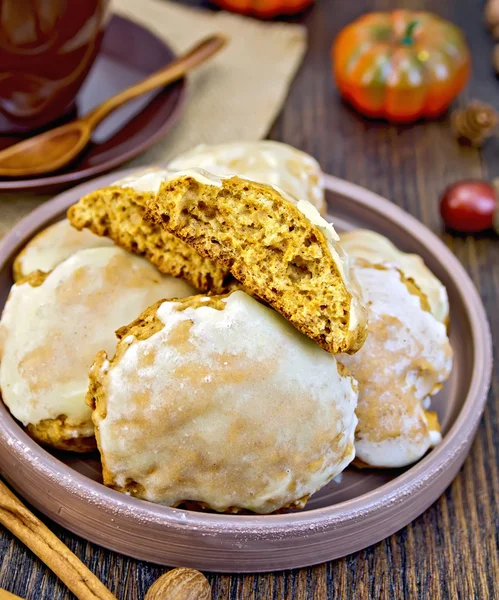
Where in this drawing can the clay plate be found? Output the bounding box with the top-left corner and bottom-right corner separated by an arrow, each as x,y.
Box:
0,16 -> 185,194
0,170 -> 492,572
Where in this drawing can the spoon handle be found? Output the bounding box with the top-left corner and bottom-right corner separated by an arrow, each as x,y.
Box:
84,33 -> 228,130
0,480 -> 117,600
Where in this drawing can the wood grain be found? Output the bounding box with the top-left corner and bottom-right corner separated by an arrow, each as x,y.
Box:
0,0 -> 498,598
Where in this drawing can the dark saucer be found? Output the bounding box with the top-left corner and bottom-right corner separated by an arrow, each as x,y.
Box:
0,14 -> 186,194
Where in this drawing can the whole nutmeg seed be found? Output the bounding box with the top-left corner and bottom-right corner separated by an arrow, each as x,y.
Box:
486,0 -> 499,35
145,568 -> 211,600
494,45 -> 499,73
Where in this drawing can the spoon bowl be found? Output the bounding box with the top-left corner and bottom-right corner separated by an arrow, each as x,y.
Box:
0,122 -> 91,177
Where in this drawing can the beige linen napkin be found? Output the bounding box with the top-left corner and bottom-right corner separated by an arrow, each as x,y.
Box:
0,0 -> 306,237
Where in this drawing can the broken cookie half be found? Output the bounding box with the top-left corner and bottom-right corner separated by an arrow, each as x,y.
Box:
147,169 -> 367,355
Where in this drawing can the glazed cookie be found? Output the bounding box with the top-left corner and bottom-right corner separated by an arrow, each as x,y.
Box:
147,169 -> 367,354
169,141 -> 326,215
13,219 -> 114,281
339,229 -> 449,324
88,291 -> 358,513
338,262 -> 453,468
0,247 -> 195,452
67,168 -> 231,293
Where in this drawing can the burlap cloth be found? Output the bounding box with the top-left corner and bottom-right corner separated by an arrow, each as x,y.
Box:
0,0 -> 307,237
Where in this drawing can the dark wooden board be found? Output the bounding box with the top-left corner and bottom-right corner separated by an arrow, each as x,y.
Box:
1,0 -> 498,598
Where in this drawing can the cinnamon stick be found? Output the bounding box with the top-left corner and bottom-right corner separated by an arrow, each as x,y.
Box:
0,480 -> 116,600
144,568 -> 211,600
0,590 -> 24,600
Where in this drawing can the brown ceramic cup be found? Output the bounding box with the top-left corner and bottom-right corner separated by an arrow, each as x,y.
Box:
0,0 -> 111,132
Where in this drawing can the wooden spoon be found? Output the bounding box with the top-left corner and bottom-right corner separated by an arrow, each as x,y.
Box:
0,480 -> 211,599
0,34 -> 227,178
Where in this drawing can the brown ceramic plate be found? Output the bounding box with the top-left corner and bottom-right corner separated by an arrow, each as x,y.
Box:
0,16 -> 185,195
0,171 -> 492,572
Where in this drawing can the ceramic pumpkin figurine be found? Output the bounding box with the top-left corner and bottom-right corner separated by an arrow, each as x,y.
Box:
212,0 -> 314,19
332,11 -> 471,123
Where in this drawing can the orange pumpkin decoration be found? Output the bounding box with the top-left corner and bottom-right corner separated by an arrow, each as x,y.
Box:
332,11 -> 471,123
212,0 -> 314,19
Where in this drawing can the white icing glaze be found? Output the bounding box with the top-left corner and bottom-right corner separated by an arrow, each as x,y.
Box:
339,263 -> 452,468
15,219 -> 114,279
429,429 -> 442,446
169,140 -> 326,214
113,166 -> 223,193
0,247 -> 195,430
340,229 -> 450,324
94,291 -> 358,513
296,198 -> 339,240
167,168 -> 223,187
112,167 -> 171,193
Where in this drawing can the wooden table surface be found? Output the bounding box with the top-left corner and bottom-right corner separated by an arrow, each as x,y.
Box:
1,0 -> 498,598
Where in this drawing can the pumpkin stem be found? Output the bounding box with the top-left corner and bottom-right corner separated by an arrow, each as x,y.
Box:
401,21 -> 419,45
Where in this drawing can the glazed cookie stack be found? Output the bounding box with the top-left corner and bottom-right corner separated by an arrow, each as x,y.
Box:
0,141 -> 453,513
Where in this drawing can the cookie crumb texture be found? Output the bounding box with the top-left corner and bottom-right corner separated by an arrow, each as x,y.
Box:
339,262 -> 453,468
27,416 -> 96,452
169,140 -> 327,215
68,185 -> 231,293
88,291 -> 358,513
148,173 -> 367,355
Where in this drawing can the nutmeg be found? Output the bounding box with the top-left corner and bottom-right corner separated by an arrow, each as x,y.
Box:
494,44 -> 499,74
485,0 -> 499,38
144,568 -> 211,600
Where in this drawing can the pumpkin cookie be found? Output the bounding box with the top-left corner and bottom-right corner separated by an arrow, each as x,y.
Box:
169,141 -> 326,215
0,247 -> 194,452
67,168 -> 231,293
13,219 -> 114,281
338,261 -> 453,468
88,291 -> 358,513
340,229 -> 449,324
147,169 -> 367,354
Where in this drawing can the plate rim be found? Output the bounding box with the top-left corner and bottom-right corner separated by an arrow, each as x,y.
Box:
0,170 -> 492,569
0,14 -> 187,192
